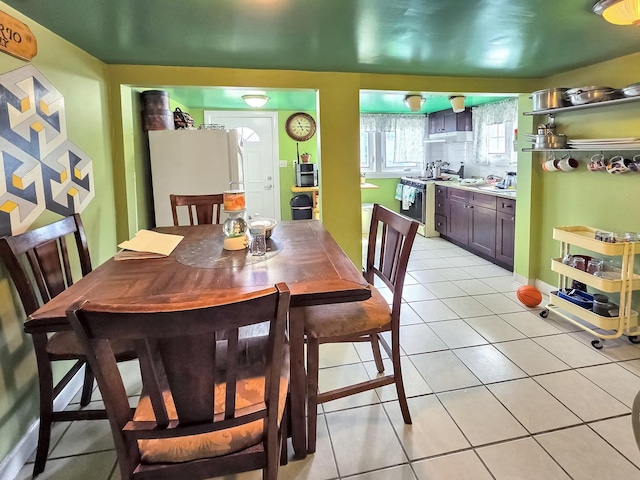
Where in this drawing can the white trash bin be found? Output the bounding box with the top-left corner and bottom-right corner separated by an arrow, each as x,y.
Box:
361,203 -> 374,234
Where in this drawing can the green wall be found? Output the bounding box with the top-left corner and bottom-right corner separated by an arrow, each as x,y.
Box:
0,1 -> 117,462
361,179 -> 401,212
528,52 -> 640,301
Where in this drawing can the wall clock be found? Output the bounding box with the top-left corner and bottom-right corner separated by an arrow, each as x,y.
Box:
285,112 -> 316,141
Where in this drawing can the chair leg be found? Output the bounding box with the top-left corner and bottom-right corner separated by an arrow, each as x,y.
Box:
279,394 -> 289,466
391,343 -> 412,425
32,334 -> 53,476
370,334 -> 384,373
306,337 -> 320,454
80,362 -> 94,407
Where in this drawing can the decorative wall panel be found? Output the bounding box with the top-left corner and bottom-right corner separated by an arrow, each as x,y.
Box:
0,65 -> 94,237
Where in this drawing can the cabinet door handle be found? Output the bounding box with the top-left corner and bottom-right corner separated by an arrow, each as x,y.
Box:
468,205 -> 474,209
502,203 -> 513,209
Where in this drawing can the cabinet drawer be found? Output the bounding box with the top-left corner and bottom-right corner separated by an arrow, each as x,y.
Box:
447,188 -> 468,203
435,185 -> 447,197
469,191 -> 496,210
497,198 -> 516,215
435,197 -> 447,215
435,214 -> 447,234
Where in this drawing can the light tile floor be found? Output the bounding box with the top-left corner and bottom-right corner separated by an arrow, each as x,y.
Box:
16,235 -> 640,479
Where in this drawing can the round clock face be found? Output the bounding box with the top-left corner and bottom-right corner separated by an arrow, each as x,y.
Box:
286,112 -> 316,141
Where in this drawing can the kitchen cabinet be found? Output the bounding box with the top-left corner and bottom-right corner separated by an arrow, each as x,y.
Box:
435,186 -> 514,269
428,108 -> 472,134
434,186 -> 447,234
540,226 -> 640,349
495,198 -> 516,266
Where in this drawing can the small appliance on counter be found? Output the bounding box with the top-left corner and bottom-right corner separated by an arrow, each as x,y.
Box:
295,163 -> 318,187
495,171 -> 517,190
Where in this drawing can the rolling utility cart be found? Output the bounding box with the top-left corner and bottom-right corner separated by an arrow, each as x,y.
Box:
541,226 -> 640,349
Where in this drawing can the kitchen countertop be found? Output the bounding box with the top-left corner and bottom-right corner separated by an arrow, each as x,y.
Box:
433,180 -> 517,199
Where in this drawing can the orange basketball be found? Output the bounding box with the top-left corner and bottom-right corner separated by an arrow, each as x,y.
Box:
516,285 -> 543,307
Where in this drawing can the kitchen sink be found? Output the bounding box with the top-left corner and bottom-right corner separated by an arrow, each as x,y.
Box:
476,185 -> 517,196
477,185 -> 514,192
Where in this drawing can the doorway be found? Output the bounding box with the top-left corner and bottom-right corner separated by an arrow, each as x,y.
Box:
205,111 -> 280,220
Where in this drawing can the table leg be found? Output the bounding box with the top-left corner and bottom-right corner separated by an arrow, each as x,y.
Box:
289,307 -> 307,458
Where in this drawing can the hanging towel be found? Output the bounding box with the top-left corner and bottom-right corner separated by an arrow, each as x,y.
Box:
401,185 -> 416,210
395,183 -> 403,201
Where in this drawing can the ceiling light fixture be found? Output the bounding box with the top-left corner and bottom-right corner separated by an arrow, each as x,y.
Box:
242,94 -> 269,108
594,0 -> 640,25
449,95 -> 466,113
403,94 -> 425,112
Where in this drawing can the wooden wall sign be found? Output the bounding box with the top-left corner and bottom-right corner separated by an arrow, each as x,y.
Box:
0,10 -> 37,61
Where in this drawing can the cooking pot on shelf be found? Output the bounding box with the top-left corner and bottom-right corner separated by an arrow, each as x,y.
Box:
526,132 -> 568,149
531,88 -> 570,111
622,82 -> 640,97
566,86 -> 617,105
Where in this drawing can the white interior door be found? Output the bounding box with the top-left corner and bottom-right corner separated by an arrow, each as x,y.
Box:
205,111 -> 280,220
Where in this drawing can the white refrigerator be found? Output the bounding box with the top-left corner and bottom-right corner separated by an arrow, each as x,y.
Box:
148,129 -> 244,227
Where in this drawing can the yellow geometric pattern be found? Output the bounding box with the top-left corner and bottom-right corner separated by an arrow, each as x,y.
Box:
0,65 -> 94,236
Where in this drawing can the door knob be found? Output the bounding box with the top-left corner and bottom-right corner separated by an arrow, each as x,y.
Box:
264,184 -> 273,190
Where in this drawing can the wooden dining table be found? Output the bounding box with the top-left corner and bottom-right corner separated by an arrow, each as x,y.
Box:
25,219 -> 371,458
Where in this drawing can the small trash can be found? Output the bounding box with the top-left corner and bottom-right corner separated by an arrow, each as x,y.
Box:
362,203 -> 374,233
290,194 -> 313,220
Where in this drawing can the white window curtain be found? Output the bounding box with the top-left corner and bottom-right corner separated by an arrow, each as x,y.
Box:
471,98 -> 518,165
360,114 -> 426,166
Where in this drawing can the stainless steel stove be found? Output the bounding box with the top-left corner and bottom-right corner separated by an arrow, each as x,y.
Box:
399,177 -> 438,237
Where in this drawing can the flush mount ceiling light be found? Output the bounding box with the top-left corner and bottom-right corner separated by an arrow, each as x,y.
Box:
449,95 -> 466,113
594,0 -> 640,25
403,94 -> 425,112
241,94 -> 269,108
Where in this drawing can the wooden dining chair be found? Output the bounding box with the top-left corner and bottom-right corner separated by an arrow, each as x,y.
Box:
169,193 -> 224,225
66,283 -> 291,480
0,214 -> 137,476
303,204 -> 419,453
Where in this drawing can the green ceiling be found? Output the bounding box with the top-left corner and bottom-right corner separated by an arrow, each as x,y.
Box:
4,0 -> 639,79
155,86 -> 513,114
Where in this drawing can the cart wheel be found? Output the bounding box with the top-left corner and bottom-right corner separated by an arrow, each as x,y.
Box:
591,339 -> 604,349
539,310 -> 549,318
629,336 -> 640,344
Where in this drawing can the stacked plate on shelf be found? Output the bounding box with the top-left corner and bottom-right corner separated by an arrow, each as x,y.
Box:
567,138 -> 640,149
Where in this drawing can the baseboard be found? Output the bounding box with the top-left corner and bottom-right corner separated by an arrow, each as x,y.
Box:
0,366 -> 85,480
512,273 -> 555,297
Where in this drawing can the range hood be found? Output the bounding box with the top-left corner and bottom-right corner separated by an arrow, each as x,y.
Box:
428,131 -> 473,142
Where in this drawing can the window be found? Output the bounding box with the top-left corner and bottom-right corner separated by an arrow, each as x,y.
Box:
487,122 -> 506,154
360,114 -> 426,176
471,98 -> 518,165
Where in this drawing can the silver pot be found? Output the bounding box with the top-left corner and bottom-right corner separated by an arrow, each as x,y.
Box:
531,88 -> 570,111
526,133 -> 567,149
623,82 -> 640,97
566,86 -> 615,105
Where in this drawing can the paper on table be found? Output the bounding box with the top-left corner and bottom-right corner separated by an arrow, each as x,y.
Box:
117,230 -> 184,257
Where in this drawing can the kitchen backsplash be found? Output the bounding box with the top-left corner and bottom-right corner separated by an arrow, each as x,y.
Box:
425,139 -> 516,179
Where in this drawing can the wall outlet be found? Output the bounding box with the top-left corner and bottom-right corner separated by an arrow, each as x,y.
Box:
279,160 -> 288,168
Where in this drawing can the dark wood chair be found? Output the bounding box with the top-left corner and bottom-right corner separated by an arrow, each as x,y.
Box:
303,204 -> 419,453
66,283 -> 291,480
169,193 -> 224,225
0,214 -> 137,476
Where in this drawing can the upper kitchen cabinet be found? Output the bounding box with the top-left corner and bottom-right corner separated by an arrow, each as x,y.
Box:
429,108 -> 472,134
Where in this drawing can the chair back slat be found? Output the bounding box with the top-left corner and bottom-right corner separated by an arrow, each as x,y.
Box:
66,283 -> 290,477
0,214 -> 91,316
366,205 -> 419,312
136,339 -> 170,428
223,330 -> 239,420
170,194 -> 224,226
